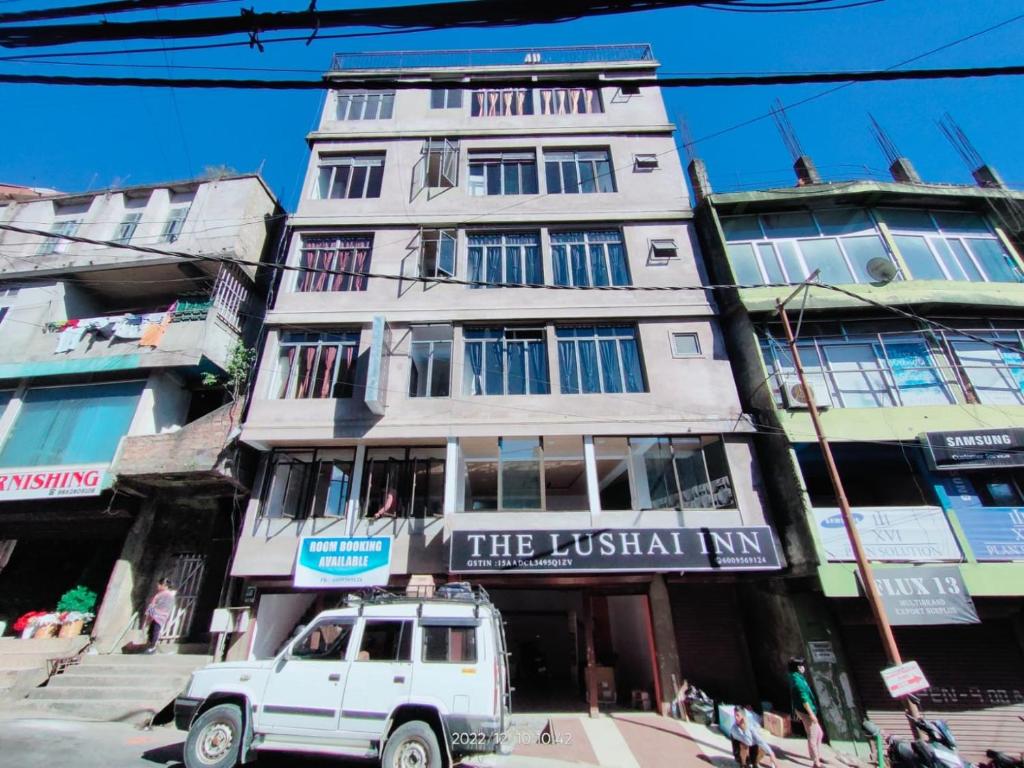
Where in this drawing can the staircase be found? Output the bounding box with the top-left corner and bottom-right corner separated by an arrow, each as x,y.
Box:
0,637 -> 90,701
0,652 -> 210,725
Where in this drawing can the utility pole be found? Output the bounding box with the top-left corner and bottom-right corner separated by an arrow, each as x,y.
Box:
776,283 -> 921,724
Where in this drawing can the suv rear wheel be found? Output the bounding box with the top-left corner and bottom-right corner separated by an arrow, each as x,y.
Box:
184,703 -> 242,768
382,720 -> 443,768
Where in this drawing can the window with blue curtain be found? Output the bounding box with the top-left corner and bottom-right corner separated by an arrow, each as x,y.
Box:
463,328 -> 549,395
0,381 -> 145,467
556,326 -> 645,394
551,230 -> 630,287
467,232 -> 542,288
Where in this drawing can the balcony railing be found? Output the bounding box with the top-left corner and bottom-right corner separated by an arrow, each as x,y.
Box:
330,44 -> 654,72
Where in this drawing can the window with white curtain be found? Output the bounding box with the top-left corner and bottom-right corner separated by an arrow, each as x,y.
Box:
463,327 -> 549,396
276,331 -> 359,399
467,232 -> 542,287
556,325 -> 646,394
551,230 -> 630,287
537,86 -> 603,115
471,88 -> 533,117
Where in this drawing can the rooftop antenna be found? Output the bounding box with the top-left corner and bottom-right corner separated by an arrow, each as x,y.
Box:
937,112 -> 985,171
771,99 -> 820,186
869,113 -> 921,183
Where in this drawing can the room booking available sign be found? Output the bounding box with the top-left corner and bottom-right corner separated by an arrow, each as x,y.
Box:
293,537 -> 392,588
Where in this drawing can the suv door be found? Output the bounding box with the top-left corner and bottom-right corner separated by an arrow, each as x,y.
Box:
339,619 -> 414,737
258,618 -> 354,734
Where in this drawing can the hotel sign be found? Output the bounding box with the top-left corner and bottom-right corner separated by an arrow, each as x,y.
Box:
0,464 -> 108,501
449,527 -> 781,573
923,428 -> 1024,471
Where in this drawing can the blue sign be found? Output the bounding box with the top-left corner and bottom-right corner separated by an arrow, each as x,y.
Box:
294,537 -> 392,588
954,507 -> 1024,561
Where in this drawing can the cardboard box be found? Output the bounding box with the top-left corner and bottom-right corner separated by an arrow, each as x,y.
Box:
588,666 -> 617,704
763,711 -> 792,738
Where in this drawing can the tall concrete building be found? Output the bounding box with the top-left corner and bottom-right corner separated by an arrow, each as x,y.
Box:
230,45 -> 782,715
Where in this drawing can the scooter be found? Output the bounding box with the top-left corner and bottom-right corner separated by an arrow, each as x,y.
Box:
862,713 -> 970,768
982,750 -> 1023,768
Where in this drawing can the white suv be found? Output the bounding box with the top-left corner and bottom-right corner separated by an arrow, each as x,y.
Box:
175,585 -> 510,768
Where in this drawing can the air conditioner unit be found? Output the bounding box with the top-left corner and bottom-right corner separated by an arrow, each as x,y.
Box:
780,378 -> 833,410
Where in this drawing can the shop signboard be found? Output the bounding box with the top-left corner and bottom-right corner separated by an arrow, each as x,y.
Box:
294,537 -> 392,588
953,507 -> 1024,561
862,565 -> 979,625
923,428 -> 1024,471
881,660 -> 930,698
0,463 -> 108,500
813,507 -> 961,562
449,527 -> 781,573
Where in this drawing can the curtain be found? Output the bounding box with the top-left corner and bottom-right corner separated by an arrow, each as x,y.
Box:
487,91 -> 499,116
621,337 -> 644,392
485,341 -> 504,395
474,91 -> 485,116
570,244 -> 589,286
525,245 -> 542,284
502,90 -> 513,115
506,246 -> 522,285
297,346 -> 317,398
319,345 -> 338,399
569,89 -> 581,114
608,242 -> 630,286
507,342 -> 526,395
486,246 -> 503,286
529,340 -> 549,394
589,244 -> 610,287
558,340 -> 578,394
279,346 -> 297,398
353,247 -> 370,291
552,245 -> 569,286
467,246 -> 483,288
555,89 -> 566,114
516,89 -> 527,115
579,340 -> 600,393
466,342 -> 483,395
599,339 -> 623,393
335,345 -> 356,398
584,89 -> 595,113
541,89 -> 552,115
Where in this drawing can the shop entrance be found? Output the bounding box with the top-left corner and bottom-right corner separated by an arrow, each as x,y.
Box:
489,587 -> 658,713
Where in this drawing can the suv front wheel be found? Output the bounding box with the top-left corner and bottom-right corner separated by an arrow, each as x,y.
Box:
382,721 -> 443,768
184,703 -> 242,768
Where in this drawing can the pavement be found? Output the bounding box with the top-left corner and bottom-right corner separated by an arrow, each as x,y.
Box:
0,711 -> 863,768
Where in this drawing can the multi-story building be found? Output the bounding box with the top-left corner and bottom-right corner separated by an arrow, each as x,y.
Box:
692,155 -> 1024,756
0,174 -> 282,652
229,45 -> 783,715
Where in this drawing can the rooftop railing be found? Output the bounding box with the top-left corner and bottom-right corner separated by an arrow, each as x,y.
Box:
330,44 -> 654,72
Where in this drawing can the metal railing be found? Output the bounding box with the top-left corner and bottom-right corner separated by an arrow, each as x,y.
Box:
330,44 -> 654,72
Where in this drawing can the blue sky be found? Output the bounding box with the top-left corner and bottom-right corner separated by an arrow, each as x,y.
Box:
1,0 -> 1022,209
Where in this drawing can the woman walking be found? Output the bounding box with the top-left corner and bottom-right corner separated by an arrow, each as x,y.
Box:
788,657 -> 824,768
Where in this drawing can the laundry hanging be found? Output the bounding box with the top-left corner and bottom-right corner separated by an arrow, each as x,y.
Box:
139,303 -> 176,348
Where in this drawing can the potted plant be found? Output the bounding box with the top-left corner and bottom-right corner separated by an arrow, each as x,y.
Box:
55,586 -> 97,638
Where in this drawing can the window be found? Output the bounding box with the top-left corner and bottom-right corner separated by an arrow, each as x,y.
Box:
113,213 -> 142,245
358,620 -> 413,662
471,88 -> 533,117
430,88 -> 463,109
292,620 -> 354,660
950,334 -> 1024,406
277,331 -> 359,399
463,328 -> 550,396
409,325 -> 452,398
317,155 -> 385,200
467,232 -> 542,287
0,381 -> 144,467
634,154 -> 659,171
415,139 -> 459,193
557,325 -> 645,394
161,208 -> 188,243
723,209 -> 897,286
362,447 -> 445,519
628,436 -> 736,510
261,450 -> 355,519
551,230 -> 630,287
545,150 -> 616,194
37,219 -> 80,255
460,436 -> 587,512
418,228 -> 457,278
296,236 -> 372,292
879,209 -> 1023,283
336,90 -> 394,120
671,332 -> 701,357
538,86 -> 602,115
649,239 -> 678,260
467,151 -> 538,196
423,626 -> 477,663
796,442 -> 933,507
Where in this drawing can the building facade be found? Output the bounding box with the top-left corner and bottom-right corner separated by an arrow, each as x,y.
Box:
692,157 -> 1024,756
0,174 -> 282,650
230,46 -> 782,714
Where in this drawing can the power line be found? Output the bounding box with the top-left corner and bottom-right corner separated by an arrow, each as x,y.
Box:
0,0 -> 234,25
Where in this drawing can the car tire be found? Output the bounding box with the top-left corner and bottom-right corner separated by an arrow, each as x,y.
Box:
183,703 -> 243,768
382,720 -> 444,768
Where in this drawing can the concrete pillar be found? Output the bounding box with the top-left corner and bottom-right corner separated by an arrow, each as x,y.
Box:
973,164 -> 1007,189
889,157 -> 922,184
647,574 -> 682,716
92,500 -> 157,653
687,158 -> 712,201
794,155 -> 822,186
583,436 -> 601,521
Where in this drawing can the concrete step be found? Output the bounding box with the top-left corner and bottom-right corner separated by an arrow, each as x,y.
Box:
29,685 -> 180,701
65,662 -> 203,677
0,697 -> 166,725
79,653 -> 210,667
46,673 -> 186,689
0,637 -> 89,657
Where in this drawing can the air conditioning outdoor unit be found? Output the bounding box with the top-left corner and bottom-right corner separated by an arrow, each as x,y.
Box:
780,378 -> 833,410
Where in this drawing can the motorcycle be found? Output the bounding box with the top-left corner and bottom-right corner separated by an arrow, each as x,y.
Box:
862,712 -> 970,768
982,751 -> 1024,768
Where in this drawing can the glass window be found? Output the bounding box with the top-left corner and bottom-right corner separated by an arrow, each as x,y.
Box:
467,232 -> 542,287
296,236 -> 373,292
277,331 -> 359,399
556,326 -> 645,394
538,87 -> 602,115
967,238 -> 1022,283
0,381 -> 144,467
430,88 -> 463,109
336,90 -> 395,120
671,332 -> 701,357
822,343 -> 893,408
471,88 -> 533,116
423,626 -> 477,663
418,139 -> 459,190
362,447 -> 445,519
721,216 -> 763,241
544,150 -> 615,194
38,219 -> 80,255
464,328 -> 549,396
467,152 -> 538,196
419,229 -> 456,278
409,325 -> 452,398
952,339 -> 1024,406
727,243 -> 763,285
261,450 -> 355,519
292,620 -> 353,660
551,230 -> 629,287
594,437 -> 632,511
541,435 -> 587,511
113,212 -> 142,245
892,235 -> 946,280
798,238 -> 855,284
628,436 -> 735,510
500,437 -> 541,510
160,208 -> 188,243
358,620 -> 413,662
761,212 -> 816,238
316,155 -> 385,199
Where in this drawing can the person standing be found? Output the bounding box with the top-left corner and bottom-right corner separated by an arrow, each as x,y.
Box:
788,657 -> 824,768
143,578 -> 176,654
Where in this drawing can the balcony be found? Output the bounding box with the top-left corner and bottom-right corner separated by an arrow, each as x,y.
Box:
330,44 -> 654,73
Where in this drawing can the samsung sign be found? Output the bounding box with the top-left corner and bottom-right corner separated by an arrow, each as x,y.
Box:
294,537 -> 392,588
923,428 -> 1024,471
449,527 -> 781,573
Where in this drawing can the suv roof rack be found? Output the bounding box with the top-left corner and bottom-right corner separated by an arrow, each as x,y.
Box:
344,582 -> 493,613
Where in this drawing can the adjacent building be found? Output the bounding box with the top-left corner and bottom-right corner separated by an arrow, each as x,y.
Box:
0,175 -> 282,650
229,45 -> 783,714
692,155 -> 1024,755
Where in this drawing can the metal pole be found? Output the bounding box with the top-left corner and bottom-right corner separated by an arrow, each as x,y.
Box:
776,296 -> 920,722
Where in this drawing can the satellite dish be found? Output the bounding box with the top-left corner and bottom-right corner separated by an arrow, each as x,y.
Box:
866,257 -> 899,284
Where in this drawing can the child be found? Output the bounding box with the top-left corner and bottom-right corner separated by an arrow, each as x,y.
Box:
731,706 -> 780,768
